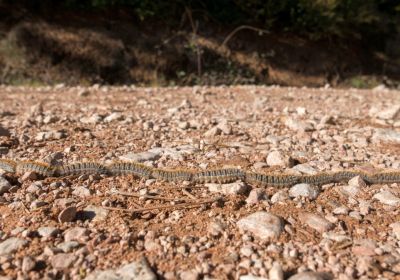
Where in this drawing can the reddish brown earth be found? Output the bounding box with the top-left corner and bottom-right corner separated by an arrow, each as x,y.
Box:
0,85 -> 399,280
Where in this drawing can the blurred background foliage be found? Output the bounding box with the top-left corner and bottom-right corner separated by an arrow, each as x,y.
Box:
1,0 -> 399,86
14,0 -> 399,41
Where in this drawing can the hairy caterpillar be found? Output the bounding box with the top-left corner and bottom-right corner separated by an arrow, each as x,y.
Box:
55,162 -> 108,176
1,158 -> 400,188
245,172 -> 300,187
193,169 -> 245,184
0,159 -> 17,173
152,169 -> 193,182
16,161 -> 55,177
366,171 -> 400,184
299,173 -> 335,185
107,161 -> 153,178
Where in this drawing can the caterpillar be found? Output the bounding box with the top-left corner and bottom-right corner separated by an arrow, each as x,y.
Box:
1,158 -> 400,188
55,162 -> 108,176
245,172 -> 300,187
16,161 -> 55,177
366,171 -> 400,184
193,169 -> 246,184
298,173 -> 335,185
152,169 -> 193,182
0,159 -> 17,173
107,161 -> 153,178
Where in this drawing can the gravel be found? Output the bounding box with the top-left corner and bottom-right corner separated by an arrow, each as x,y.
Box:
0,85 -> 399,279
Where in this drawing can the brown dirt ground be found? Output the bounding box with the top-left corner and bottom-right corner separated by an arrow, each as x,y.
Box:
0,85 -> 399,279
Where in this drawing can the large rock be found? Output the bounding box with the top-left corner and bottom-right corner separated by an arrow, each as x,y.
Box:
237,211 -> 283,240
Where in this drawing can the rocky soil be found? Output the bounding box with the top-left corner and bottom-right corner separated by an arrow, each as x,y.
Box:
0,85 -> 399,280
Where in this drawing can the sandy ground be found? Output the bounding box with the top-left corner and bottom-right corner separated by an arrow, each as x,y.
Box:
0,85 -> 399,280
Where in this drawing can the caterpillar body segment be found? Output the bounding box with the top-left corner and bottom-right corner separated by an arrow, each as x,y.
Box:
333,171 -> 366,183
107,161 -> 153,178
0,159 -> 17,173
152,169 -> 193,182
298,172 -> 335,185
193,168 -> 245,184
366,172 -> 400,184
55,162 -> 108,176
16,161 -> 55,177
246,172 -> 300,187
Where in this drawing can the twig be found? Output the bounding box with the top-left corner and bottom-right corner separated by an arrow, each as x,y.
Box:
186,7 -> 202,77
222,25 -> 270,47
104,196 -> 221,213
161,185 -> 207,190
181,189 -> 197,200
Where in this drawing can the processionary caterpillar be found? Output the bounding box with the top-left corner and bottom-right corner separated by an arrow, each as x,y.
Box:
1,158 -> 399,187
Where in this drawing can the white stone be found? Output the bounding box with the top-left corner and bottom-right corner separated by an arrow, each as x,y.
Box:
237,211 -> 283,240
373,190 -> 400,206
206,181 -> 249,195
269,262 -> 284,280
289,184 -> 320,200
246,188 -> 267,204
51,253 -> 75,269
204,126 -> 222,137
83,205 -> 108,222
266,151 -> 286,167
284,117 -> 314,132
80,114 -> 103,124
64,227 -> 89,242
104,112 -> 123,122
348,176 -> 367,188
288,272 -> 332,280
72,186 -> 91,197
271,190 -> 288,204
389,222 -> 400,240
372,129 -> 400,144
116,258 -> 157,280
291,164 -> 317,174
37,227 -> 59,238
120,151 -> 160,162
298,213 -> 334,233
0,237 -> 27,255
369,105 -> 400,120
